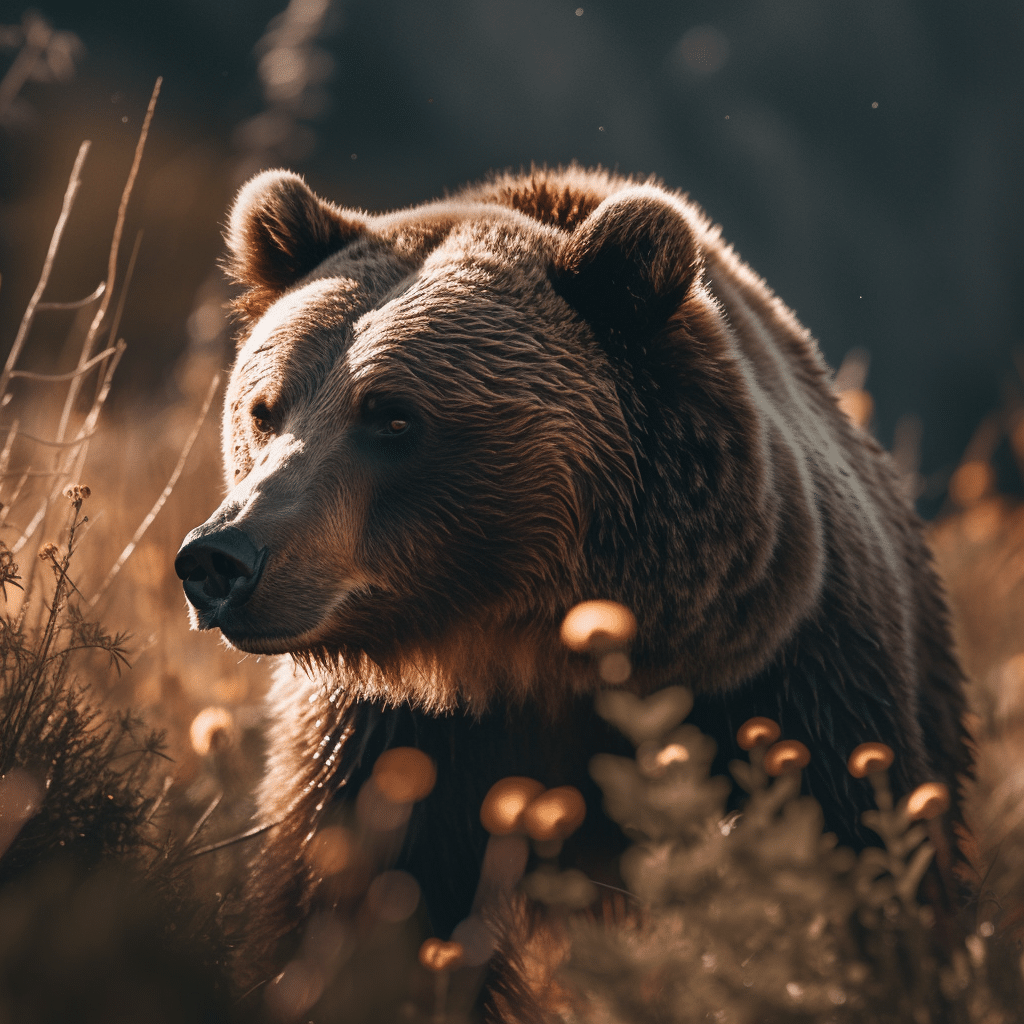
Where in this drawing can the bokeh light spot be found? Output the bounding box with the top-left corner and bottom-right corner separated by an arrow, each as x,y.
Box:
189,706 -> 234,756
265,958 -> 324,1021
419,937 -> 464,972
450,915 -> 495,966
306,825 -> 353,876
366,870 -> 420,923
949,461 -> 994,508
372,747 -> 436,804
836,388 -> 874,428
675,25 -> 729,76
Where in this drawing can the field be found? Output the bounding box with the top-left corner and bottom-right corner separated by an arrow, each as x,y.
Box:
3,34 -> 1024,1024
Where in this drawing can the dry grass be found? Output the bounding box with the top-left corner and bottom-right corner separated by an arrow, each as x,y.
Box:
2,41 -> 1024,1024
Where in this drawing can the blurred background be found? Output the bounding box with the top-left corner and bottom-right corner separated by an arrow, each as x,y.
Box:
2,9 -> 1024,1017
1,0 -> 1022,517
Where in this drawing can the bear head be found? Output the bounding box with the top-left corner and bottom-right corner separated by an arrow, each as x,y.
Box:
175,169 -> 819,713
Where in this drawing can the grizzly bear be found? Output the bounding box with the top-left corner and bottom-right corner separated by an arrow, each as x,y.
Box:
175,166 -> 970,1011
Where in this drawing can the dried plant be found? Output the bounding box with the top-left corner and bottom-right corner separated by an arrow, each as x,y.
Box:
531,684 -> 1020,1024
0,488 -> 163,880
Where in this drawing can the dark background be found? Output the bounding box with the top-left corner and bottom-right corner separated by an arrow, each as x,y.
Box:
1,0 -> 1021,515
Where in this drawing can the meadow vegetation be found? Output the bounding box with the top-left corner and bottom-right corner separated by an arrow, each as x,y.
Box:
3,26 -> 1024,1023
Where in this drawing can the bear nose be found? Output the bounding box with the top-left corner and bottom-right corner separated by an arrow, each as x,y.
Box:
175,526 -> 268,614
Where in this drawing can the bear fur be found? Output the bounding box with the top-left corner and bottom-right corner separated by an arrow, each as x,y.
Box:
176,166 -> 970,1014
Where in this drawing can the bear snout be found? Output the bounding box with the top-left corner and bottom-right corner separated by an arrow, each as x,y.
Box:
175,525 -> 269,627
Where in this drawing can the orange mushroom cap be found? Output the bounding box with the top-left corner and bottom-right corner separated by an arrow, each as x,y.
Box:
763,740 -> 811,776
560,601 -> 637,654
522,785 -> 587,842
906,782 -> 950,821
480,777 -> 546,835
736,717 -> 781,751
847,742 -> 895,779
419,938 -> 464,972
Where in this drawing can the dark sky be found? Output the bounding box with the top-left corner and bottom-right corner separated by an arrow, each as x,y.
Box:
1,0 -> 1022,513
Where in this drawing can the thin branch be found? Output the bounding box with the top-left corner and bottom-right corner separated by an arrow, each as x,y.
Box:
103,229 -> 143,362
0,141 -> 90,401
89,371 -> 221,607
0,418 -> 18,483
64,339 -> 126,484
8,346 -> 117,382
146,775 -> 174,825
41,550 -> 85,601
10,429 -> 97,448
11,340 -> 125,557
35,280 -> 106,311
180,821 -> 278,861
184,791 -> 224,849
55,78 -> 161,446
0,469 -> 29,529
11,501 -> 47,556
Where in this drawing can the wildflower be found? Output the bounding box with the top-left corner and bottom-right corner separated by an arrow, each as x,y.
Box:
64,483 -> 91,504
38,542 -> 58,561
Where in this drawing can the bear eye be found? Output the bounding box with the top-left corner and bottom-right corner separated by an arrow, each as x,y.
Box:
374,411 -> 411,438
251,402 -> 275,435
364,397 -> 416,440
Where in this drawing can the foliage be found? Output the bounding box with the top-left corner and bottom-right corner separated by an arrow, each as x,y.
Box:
536,689 -> 1020,1024
0,489 -> 166,883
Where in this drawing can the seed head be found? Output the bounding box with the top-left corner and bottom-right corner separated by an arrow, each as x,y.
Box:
64,484 -> 91,503
38,542 -> 59,560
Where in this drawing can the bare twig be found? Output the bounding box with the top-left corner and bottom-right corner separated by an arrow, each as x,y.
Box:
7,346 -> 118,383
35,280 -> 105,311
0,418 -> 18,483
180,821 -> 278,861
12,429 -> 98,448
89,371 -> 221,607
0,140 -> 90,401
145,775 -> 174,825
64,339 -> 127,483
0,469 -> 29,530
55,78 -> 161,446
102,230 -> 143,369
11,340 -> 126,556
11,504 -> 46,557
184,791 -> 224,848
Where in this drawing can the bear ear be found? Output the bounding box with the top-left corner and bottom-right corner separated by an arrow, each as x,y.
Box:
225,169 -> 366,321
551,186 -> 702,342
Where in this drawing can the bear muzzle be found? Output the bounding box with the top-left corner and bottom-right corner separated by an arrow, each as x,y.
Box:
175,525 -> 269,630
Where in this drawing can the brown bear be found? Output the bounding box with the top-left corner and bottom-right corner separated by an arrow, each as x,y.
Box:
175,166 -> 970,1013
